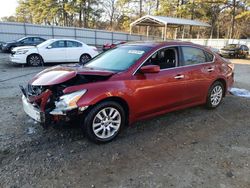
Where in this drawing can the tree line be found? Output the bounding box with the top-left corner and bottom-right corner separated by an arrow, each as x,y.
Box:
1,0 -> 249,39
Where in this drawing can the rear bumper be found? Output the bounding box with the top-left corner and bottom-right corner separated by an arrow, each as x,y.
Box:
226,72 -> 234,92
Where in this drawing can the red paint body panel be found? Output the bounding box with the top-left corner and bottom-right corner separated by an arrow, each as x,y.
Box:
29,64 -> 115,86
27,41 -> 234,125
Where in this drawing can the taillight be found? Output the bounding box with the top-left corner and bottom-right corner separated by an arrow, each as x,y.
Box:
227,63 -> 234,71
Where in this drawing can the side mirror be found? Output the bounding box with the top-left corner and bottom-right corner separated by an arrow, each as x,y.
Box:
139,65 -> 160,74
47,45 -> 52,49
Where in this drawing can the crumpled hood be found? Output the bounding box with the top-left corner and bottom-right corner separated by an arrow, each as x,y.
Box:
29,64 -> 115,86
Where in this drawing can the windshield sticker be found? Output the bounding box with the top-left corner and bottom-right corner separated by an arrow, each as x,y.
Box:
128,50 -> 145,55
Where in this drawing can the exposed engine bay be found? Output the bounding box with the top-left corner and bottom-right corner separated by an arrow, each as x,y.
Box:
21,70 -> 113,125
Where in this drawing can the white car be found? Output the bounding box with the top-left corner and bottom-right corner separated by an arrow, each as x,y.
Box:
10,39 -> 99,66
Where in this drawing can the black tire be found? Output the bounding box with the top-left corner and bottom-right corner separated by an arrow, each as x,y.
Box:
79,54 -> 91,64
206,81 -> 224,109
82,101 -> 126,143
27,54 -> 43,66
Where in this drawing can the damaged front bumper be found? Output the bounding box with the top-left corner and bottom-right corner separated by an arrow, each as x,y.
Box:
21,86 -> 89,125
22,95 -> 45,123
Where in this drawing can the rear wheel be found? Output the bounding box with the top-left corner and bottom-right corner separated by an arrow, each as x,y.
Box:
82,101 -> 125,143
80,54 -> 91,64
27,54 -> 43,66
206,81 -> 224,109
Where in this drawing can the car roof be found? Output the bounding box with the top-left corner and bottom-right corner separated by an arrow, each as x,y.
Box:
124,40 -> 202,48
46,38 -> 83,43
21,36 -> 45,39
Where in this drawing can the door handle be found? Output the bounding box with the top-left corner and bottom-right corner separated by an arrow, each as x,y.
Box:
207,67 -> 214,72
174,75 -> 184,79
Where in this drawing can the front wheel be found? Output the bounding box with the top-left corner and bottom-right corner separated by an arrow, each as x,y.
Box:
206,81 -> 224,109
27,54 -> 43,66
82,101 -> 125,143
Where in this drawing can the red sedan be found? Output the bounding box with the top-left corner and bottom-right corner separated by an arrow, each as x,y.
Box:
21,41 -> 234,143
102,41 -> 126,51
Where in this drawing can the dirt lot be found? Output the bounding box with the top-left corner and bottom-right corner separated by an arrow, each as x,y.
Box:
0,53 -> 250,188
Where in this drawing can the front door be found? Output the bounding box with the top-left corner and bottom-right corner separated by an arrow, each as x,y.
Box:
131,47 -> 188,118
40,40 -> 67,63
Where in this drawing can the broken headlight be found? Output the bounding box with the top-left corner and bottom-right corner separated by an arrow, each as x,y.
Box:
55,90 -> 87,111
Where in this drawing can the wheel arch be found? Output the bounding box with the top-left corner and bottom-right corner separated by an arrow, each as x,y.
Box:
26,53 -> 44,64
85,96 -> 130,125
211,78 -> 227,97
79,53 -> 91,60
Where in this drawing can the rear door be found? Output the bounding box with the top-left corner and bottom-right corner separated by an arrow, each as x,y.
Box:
132,47 -> 189,118
179,46 -> 217,104
39,40 -> 67,62
66,40 -> 83,62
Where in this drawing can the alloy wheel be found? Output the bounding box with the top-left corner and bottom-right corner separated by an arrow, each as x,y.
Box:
28,55 -> 42,66
92,107 -> 121,139
210,85 -> 223,106
80,54 -> 91,64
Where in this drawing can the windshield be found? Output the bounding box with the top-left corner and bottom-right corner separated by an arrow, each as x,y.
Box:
17,37 -> 26,42
84,45 -> 152,71
37,40 -> 54,48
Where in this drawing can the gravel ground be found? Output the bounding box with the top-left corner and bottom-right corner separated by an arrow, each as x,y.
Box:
0,52 -> 250,188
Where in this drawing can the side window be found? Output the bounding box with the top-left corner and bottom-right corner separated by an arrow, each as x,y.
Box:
76,42 -> 82,47
66,41 -> 82,47
182,47 -> 206,65
51,41 -> 65,48
204,51 -> 214,62
144,48 -> 177,69
21,37 -> 33,44
34,37 -> 44,43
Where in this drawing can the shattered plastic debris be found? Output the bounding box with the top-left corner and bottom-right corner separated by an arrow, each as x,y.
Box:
27,119 -> 38,124
230,88 -> 250,98
27,127 -> 36,135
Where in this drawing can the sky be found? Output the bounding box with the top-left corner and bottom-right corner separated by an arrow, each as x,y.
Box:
0,0 -> 18,18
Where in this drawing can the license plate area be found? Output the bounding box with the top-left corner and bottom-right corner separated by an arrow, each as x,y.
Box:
22,95 -> 43,123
